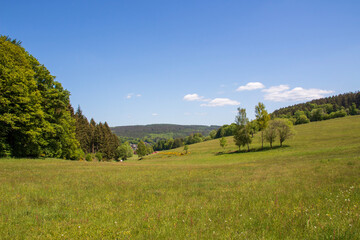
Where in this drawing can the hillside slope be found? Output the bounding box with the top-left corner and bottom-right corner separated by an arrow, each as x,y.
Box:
1,116 -> 359,239
110,124 -> 219,138
143,115 -> 360,165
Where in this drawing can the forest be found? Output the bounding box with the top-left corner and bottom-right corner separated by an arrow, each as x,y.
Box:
271,92 -> 360,124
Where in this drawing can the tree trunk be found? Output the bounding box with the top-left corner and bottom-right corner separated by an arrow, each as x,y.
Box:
261,131 -> 264,149
247,144 -> 250,152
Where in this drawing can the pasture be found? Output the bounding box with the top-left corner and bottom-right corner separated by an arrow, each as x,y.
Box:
1,116 -> 359,239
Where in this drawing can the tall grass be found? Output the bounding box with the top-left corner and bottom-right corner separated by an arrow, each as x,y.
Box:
0,116 -> 359,239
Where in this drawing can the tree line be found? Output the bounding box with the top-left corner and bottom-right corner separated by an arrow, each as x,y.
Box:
272,92 -> 360,124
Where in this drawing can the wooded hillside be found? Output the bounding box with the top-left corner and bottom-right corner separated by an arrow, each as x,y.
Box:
111,124 -> 219,139
272,92 -> 360,118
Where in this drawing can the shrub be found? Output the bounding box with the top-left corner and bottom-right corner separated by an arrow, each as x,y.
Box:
71,149 -> 85,161
95,152 -> 103,161
85,153 -> 92,162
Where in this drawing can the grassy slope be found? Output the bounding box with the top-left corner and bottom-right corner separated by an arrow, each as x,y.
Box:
0,116 -> 359,239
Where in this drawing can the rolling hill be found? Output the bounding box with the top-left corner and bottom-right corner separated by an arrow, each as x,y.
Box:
110,124 -> 220,138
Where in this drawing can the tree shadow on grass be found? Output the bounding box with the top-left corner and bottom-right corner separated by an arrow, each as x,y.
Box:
215,145 -> 290,155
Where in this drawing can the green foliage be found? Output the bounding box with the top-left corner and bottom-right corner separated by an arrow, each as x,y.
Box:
247,120 -> 259,137
137,141 -> 147,158
95,152 -> 102,161
255,102 -> 270,149
0,35 -> 79,159
72,149 -> 85,161
294,110 -> 310,124
85,153 -> 92,162
209,130 -> 217,139
349,103 -> 359,115
219,137 -> 227,151
115,142 -> 133,161
310,108 -> 325,121
183,144 -> 189,154
146,145 -> 154,155
111,124 -> 219,139
234,108 -> 252,151
74,106 -> 91,153
215,123 -> 237,138
274,118 -> 294,147
264,121 -> 278,148
272,92 -> 360,124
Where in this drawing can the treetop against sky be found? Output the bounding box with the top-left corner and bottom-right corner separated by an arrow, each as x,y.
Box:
1,0 -> 359,126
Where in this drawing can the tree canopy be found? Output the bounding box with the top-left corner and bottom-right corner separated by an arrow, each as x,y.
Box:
0,35 -> 79,159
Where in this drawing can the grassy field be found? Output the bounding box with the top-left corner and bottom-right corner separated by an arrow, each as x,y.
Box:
1,116 -> 360,239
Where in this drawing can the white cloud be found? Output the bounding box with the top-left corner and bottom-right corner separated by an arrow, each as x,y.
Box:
262,85 -> 334,102
152,113 -> 159,116
183,93 -> 205,101
262,85 -> 290,93
236,82 -> 265,91
126,93 -> 141,99
201,98 -> 240,107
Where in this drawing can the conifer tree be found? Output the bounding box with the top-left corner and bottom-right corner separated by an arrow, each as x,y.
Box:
74,106 -> 91,153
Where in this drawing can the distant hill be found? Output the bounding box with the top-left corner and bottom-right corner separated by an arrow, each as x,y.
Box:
110,124 -> 220,139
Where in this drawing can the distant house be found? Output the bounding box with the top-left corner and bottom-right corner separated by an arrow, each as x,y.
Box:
130,144 -> 138,154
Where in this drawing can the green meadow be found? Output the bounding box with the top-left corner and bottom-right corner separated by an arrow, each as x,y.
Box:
1,116 -> 359,239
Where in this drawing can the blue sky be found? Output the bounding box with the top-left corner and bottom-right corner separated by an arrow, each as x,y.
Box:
1,1 -> 359,126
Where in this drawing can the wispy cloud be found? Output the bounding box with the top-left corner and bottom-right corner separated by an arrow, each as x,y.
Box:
152,113 -> 159,116
126,93 -> 142,99
236,82 -> 265,91
201,98 -> 240,107
262,85 -> 334,102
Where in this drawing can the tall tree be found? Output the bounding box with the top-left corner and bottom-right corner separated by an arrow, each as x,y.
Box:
219,137 -> 227,152
137,141 -> 147,159
74,106 -> 91,153
255,102 -> 270,149
234,108 -> 252,151
264,121 -> 277,149
273,119 -> 294,147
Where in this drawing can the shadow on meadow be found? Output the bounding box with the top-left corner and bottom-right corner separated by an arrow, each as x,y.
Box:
215,145 -> 290,155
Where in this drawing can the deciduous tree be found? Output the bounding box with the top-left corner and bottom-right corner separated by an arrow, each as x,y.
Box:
255,102 -> 270,149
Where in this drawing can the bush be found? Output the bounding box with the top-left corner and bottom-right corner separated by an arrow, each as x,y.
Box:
95,152 -> 103,161
71,149 -> 85,161
85,153 -> 92,162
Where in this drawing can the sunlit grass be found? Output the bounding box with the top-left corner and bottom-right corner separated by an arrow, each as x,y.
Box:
0,116 -> 359,239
